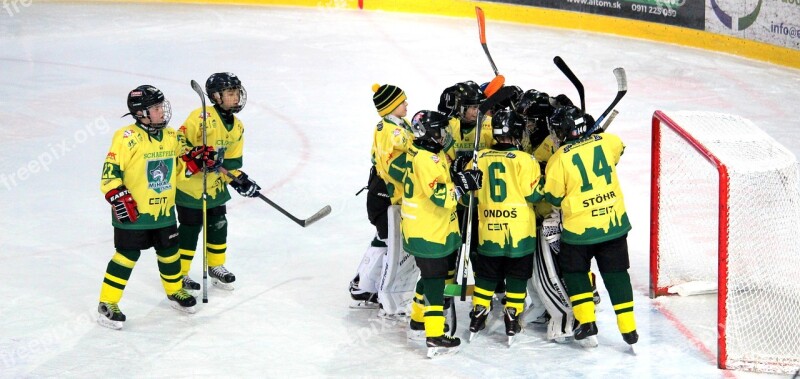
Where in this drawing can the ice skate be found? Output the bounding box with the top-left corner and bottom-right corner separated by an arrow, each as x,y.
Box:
504,308 -> 522,347
426,334 -> 460,358
468,305 -> 489,342
348,280 -> 379,309
530,310 -> 551,326
97,302 -> 125,330
407,319 -> 426,341
622,329 -> 639,345
167,289 -> 197,314
574,321 -> 598,348
209,265 -> 235,290
182,275 -> 201,291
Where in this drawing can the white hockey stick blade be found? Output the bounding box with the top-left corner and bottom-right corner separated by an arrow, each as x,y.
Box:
613,67 -> 627,92
302,205 -> 332,227
508,335 -> 515,347
667,281 -> 717,296
601,109 -> 619,131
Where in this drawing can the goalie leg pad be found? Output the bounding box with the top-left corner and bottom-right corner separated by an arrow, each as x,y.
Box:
378,205 -> 419,316
352,237 -> 387,297
531,224 -> 576,341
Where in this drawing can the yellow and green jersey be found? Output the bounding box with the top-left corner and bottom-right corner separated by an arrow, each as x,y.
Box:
469,146 -> 543,257
532,135 -> 559,219
176,106 -> 245,209
371,115 -> 415,204
446,116 -> 493,161
543,133 -> 632,245
100,123 -> 184,230
401,145 -> 461,258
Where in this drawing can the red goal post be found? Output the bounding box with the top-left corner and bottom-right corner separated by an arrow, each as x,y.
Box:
650,110 -> 800,374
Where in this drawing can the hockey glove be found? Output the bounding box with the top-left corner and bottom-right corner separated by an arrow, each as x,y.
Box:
105,186 -> 139,223
182,146 -> 218,175
230,171 -> 261,198
453,169 -> 483,200
449,155 -> 469,178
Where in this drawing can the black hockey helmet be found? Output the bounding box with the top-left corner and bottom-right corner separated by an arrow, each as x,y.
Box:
124,85 -> 171,130
491,109 -> 526,142
206,72 -> 247,113
455,81 -> 485,107
411,110 -> 451,148
516,90 -> 553,120
549,106 -> 588,142
490,85 -> 523,115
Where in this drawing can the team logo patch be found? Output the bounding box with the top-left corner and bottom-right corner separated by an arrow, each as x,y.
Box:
431,155 -> 440,163
106,152 -> 116,161
123,130 -> 133,139
146,159 -> 173,194
506,152 -> 516,159
393,129 -> 401,136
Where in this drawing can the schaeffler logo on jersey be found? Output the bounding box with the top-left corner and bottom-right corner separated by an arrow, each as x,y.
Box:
146,159 -> 173,193
710,0 -> 763,30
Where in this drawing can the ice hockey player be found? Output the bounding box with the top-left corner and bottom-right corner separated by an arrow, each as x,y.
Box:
543,105 -> 637,348
437,81 -> 495,307
176,72 -> 260,292
97,85 -> 199,329
461,109 -> 543,346
349,83 -> 419,317
402,110 -> 482,358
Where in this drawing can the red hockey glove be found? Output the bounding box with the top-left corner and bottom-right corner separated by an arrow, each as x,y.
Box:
105,186 -> 139,223
182,146 -> 218,175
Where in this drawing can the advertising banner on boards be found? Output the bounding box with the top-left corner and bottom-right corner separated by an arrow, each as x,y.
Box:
488,0 -> 705,29
706,0 -> 800,50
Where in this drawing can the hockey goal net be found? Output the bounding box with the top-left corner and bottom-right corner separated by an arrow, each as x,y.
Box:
650,110 -> 800,374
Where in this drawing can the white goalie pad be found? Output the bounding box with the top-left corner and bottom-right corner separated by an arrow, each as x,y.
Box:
530,212 -> 575,342
378,205 -> 419,316
352,237 -> 388,295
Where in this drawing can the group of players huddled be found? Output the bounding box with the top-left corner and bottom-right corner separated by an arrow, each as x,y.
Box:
350,80 -> 637,357
97,73 -> 261,330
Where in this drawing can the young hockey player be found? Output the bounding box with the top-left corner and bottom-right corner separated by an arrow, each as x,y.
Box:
543,106 -> 637,348
176,72 -> 260,291
97,85 -> 201,329
462,109 -> 543,345
349,83 -> 419,316
402,110 -> 482,357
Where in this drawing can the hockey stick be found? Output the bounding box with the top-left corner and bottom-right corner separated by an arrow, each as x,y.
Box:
454,85 -> 520,301
218,167 -> 332,227
590,68 -> 627,134
600,109 -> 619,132
190,79 -> 210,304
553,56 -> 586,112
475,6 -> 505,97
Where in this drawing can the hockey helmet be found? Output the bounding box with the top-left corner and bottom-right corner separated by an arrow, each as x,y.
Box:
549,106 -> 588,142
411,110 -> 451,148
516,90 -> 553,120
491,109 -> 526,142
125,85 -> 171,130
206,72 -> 247,113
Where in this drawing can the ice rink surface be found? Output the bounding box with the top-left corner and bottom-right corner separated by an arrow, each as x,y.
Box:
1,2 -> 799,377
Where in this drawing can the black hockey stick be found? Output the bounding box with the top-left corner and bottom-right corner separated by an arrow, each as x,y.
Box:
553,56 -> 585,112
190,79 -> 210,304
590,68 -> 627,134
454,85 -> 520,300
218,167 -> 332,227
475,7 -> 505,96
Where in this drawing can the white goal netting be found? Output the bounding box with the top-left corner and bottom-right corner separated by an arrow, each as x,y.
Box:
651,111 -> 800,374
